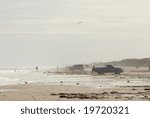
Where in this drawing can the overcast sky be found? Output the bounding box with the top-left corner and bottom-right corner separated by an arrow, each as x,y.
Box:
0,0 -> 150,67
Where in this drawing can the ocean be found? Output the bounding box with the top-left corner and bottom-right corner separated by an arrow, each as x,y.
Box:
0,68 -> 149,88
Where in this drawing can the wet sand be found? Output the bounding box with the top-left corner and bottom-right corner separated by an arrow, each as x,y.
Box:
0,84 -> 150,101
0,71 -> 150,101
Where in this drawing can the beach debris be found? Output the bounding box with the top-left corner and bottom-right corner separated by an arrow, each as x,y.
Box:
76,82 -> 79,85
25,82 -> 28,84
60,81 -> 63,84
51,93 -> 99,100
0,93 -> 6,97
60,81 -> 63,85
32,96 -> 36,100
110,91 -> 118,94
50,90 -> 150,100
101,92 -> 109,95
115,97 -> 121,99
100,96 -> 105,99
144,88 -> 150,91
144,96 -> 148,98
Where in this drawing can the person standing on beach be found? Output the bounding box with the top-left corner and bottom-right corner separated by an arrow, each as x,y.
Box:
36,66 -> 38,72
92,65 -> 96,74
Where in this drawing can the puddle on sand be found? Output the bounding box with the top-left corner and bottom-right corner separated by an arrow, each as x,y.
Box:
0,89 -> 16,92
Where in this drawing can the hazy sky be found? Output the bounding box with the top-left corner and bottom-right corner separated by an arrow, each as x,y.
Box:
0,0 -> 150,67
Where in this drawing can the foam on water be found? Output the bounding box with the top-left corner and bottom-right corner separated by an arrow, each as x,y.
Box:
0,69 -> 150,88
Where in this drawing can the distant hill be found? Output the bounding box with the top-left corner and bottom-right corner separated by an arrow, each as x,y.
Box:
91,58 -> 150,67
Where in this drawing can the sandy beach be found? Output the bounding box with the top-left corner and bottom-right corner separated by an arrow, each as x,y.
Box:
0,0 -> 150,102
0,68 -> 150,101
0,83 -> 150,101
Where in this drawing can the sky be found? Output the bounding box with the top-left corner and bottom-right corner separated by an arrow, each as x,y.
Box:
0,0 -> 150,67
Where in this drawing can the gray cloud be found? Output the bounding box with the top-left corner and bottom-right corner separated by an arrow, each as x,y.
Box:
0,0 -> 150,67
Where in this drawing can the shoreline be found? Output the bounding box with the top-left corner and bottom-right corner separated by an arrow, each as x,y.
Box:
0,71 -> 150,101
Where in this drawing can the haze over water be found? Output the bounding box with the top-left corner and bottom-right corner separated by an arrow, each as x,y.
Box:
0,69 -> 149,88
0,0 -> 150,67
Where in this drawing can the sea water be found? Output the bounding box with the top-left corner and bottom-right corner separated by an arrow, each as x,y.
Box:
0,68 -> 150,88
